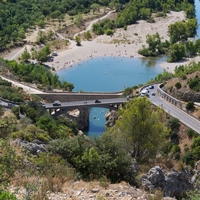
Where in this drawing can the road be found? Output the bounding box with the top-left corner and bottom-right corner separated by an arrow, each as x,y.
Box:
44,97 -> 126,109
147,84 -> 200,134
1,74 -> 199,133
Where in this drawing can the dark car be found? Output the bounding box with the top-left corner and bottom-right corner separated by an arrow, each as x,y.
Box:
8,103 -> 13,107
95,100 -> 101,103
53,101 -> 61,106
148,85 -> 154,89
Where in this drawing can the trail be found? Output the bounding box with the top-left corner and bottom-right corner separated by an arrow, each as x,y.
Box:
74,10 -> 115,38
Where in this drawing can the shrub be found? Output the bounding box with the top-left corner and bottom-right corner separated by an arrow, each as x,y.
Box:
0,190 -> 17,200
181,151 -> 194,166
166,117 -> 180,130
171,145 -> 181,154
186,101 -> 194,110
189,77 -> 200,91
181,74 -> 187,80
187,128 -> 195,139
175,82 -> 181,89
174,152 -> 180,160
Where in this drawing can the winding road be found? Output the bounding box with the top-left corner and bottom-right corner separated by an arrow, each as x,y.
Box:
148,84 -> 200,134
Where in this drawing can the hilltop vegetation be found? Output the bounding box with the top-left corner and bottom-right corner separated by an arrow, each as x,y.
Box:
0,0 -> 196,52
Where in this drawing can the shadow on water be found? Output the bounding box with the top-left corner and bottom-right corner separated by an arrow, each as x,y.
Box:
141,55 -> 168,68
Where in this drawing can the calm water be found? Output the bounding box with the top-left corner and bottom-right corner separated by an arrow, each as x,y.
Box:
195,0 -> 200,39
57,56 -> 165,137
57,0 -> 200,137
57,57 -> 164,92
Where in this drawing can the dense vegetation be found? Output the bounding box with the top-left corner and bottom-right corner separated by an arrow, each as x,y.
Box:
0,77 -> 25,102
0,0 -> 127,51
0,58 -> 74,91
1,90 -> 199,199
0,96 -> 169,196
92,0 -> 195,34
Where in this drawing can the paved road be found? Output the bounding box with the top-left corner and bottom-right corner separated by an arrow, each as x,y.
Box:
147,84 -> 200,134
44,97 -> 126,109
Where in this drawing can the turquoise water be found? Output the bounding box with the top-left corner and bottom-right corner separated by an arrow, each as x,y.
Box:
57,56 -> 164,92
195,0 -> 200,39
57,56 -> 165,137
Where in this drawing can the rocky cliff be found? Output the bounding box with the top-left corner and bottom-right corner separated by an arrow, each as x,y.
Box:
164,71 -> 200,102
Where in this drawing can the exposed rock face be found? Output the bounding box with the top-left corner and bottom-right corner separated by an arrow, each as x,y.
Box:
13,139 -> 47,155
141,166 -> 194,198
105,110 -> 118,127
67,108 -> 89,130
192,160 -> 200,191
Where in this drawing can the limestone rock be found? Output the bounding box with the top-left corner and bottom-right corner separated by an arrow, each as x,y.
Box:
105,110 -> 118,127
141,166 -> 194,198
13,139 -> 47,155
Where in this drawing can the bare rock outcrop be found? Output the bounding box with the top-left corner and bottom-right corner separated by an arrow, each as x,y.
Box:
141,166 -> 194,198
13,139 -> 47,155
67,108 -> 89,130
105,110 -> 118,127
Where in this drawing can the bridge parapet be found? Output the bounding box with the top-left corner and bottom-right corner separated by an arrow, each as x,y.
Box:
37,92 -> 122,102
157,84 -> 182,109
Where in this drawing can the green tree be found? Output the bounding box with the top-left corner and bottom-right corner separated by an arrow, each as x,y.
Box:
168,43 -> 186,62
74,13 -> 83,28
186,101 -> 194,110
36,45 -> 51,62
175,82 -> 181,89
11,106 -> 20,119
75,35 -> 81,46
0,116 -> 17,139
191,136 -> 200,160
90,3 -> 100,14
0,140 -> 22,184
26,107 -> 37,122
185,41 -> 197,58
20,49 -> 31,62
84,30 -> 92,40
166,117 -> 180,130
81,147 -> 101,179
115,97 -> 168,162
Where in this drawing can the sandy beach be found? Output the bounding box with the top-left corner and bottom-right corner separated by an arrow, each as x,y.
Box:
47,10 -> 189,72
2,10 -> 199,73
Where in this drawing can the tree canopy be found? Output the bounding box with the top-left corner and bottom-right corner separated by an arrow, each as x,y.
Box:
115,97 -> 169,162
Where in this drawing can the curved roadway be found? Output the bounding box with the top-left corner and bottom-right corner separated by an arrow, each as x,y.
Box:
148,84 -> 200,134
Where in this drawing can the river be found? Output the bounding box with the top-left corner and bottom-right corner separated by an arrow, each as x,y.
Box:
57,0 -> 200,137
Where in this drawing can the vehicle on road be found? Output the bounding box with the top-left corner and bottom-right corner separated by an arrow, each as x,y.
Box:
148,85 -> 154,89
151,92 -> 156,96
53,101 -> 61,106
95,100 -> 101,103
8,103 -> 13,107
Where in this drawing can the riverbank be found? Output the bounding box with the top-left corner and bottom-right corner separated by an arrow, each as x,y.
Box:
48,11 -> 187,72
1,10 -> 196,73
160,56 -> 200,73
